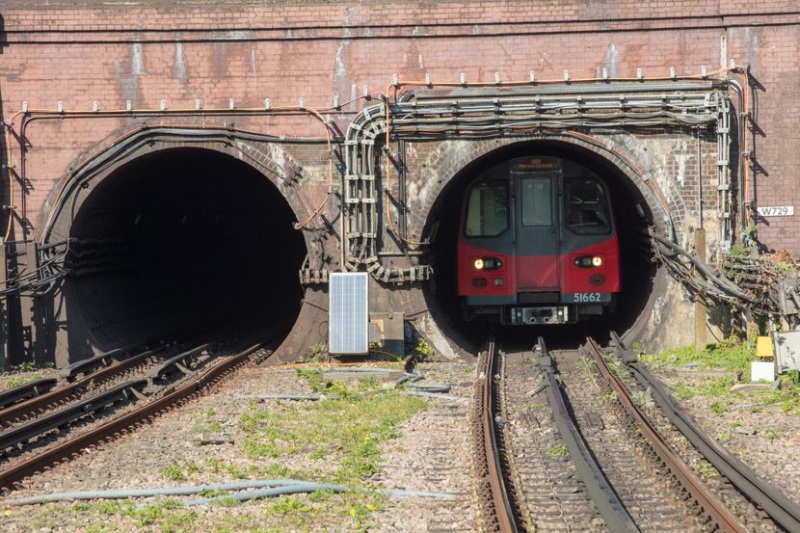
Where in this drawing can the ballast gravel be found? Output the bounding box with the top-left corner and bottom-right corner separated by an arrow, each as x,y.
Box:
0,356 -> 481,532
654,368 -> 800,505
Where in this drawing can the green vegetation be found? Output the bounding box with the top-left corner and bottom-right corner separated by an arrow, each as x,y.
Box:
192,407 -> 223,433
601,353 -> 630,379
414,337 -> 434,360
14,361 -> 37,372
709,400 -> 729,416
306,342 -> 328,363
34,500 -> 197,532
546,445 -> 569,458
597,391 -> 619,405
2,373 -> 43,390
642,337 -> 753,376
715,430 -> 733,444
669,376 -> 736,400
235,374 -> 425,530
762,428 -> 783,441
159,462 -> 200,481
643,339 -> 800,414
240,378 -> 427,485
630,390 -> 646,407
27,369 -> 429,532
692,461 -> 720,478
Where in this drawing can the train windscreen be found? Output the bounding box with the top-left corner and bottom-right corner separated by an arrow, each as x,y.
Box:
563,177 -> 612,234
464,181 -> 509,237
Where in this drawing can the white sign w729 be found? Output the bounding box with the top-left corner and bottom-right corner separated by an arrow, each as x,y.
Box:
756,206 -> 794,217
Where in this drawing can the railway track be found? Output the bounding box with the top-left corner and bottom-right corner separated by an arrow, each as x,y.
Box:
0,342 -> 266,491
0,346 -> 161,428
473,334 -> 798,532
609,333 -> 800,533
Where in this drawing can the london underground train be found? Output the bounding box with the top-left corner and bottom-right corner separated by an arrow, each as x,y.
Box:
457,156 -> 620,325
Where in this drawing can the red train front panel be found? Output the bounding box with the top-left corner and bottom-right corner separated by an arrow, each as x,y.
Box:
457,156 -> 620,325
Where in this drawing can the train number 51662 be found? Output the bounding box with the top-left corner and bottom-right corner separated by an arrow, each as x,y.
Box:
572,293 -> 602,303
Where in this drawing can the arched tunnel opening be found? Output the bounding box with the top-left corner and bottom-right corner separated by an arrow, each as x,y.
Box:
62,147 -> 307,354
423,141 -> 660,351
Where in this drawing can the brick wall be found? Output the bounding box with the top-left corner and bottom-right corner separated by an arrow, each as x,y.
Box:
2,1 -> 797,249
1,1 -> 799,363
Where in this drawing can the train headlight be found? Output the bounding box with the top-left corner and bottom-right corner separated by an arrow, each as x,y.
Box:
473,257 -> 502,270
573,255 -> 604,268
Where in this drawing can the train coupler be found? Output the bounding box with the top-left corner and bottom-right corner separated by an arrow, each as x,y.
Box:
508,306 -> 571,325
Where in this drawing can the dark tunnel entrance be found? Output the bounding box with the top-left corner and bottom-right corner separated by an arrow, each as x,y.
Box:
64,148 -> 307,354
423,141 -> 660,351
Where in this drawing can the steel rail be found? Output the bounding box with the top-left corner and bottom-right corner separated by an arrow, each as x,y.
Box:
0,344 -> 262,491
0,379 -> 58,410
611,332 -> 800,532
474,337 -> 518,532
147,344 -> 210,382
0,380 -> 148,452
536,337 -> 639,533
59,348 -> 127,382
584,337 -> 748,533
0,349 -> 158,427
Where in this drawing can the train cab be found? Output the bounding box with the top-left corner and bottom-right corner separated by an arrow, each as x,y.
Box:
457,156 -> 620,325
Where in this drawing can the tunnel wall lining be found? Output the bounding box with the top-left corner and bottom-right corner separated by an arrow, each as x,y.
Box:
39,129 -> 316,251
27,125 -> 719,365
35,120 -> 721,365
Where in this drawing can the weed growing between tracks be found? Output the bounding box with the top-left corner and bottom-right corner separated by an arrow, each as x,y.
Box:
24,371 -> 430,532
1,373 -> 44,389
230,374 -> 429,530
33,499 -> 196,533
1,361 -> 56,390
238,372 -> 428,483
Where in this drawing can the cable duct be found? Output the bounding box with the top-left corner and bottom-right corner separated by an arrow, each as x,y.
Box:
344,82 -> 729,283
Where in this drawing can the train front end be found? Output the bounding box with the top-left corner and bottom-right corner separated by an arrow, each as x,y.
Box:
457,156 -> 620,325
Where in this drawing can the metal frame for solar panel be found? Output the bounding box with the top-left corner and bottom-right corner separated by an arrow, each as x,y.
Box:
328,272 -> 369,355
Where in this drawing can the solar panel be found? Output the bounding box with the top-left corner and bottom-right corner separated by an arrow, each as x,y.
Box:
329,272 -> 369,355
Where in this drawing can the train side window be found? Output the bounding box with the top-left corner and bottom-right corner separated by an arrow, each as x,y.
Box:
563,177 -> 611,234
520,177 -> 552,226
464,181 -> 508,237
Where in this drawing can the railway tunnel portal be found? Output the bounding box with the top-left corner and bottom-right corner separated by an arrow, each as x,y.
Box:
24,82 -> 731,365
421,138 -> 666,351
37,135 -> 316,365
